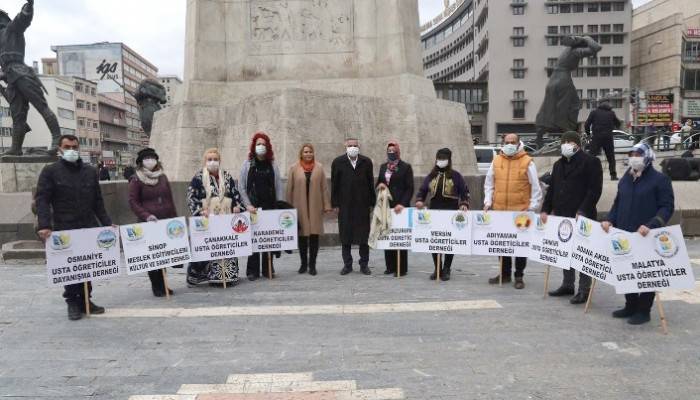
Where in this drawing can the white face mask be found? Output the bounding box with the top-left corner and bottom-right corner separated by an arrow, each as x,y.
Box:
142,159 -> 158,171
346,146 -> 360,158
503,144 -> 518,157
206,160 -> 220,172
561,143 -> 577,158
436,159 -> 449,169
255,144 -> 267,156
628,156 -> 645,172
61,149 -> 80,163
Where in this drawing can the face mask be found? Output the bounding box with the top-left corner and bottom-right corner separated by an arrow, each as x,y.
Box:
387,152 -> 398,162
346,146 -> 360,158
206,160 -> 220,172
142,159 -> 157,171
255,144 -> 267,156
503,144 -> 518,157
628,156 -> 645,171
436,159 -> 449,169
561,143 -> 577,158
61,149 -> 80,163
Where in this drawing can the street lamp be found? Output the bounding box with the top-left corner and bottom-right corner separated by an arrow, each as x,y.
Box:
648,40 -> 663,55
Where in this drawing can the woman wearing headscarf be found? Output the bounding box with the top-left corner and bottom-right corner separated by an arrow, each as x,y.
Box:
128,147 -> 178,297
375,141 -> 414,276
602,143 -> 674,325
186,148 -> 246,287
286,143 -> 332,276
239,132 -> 285,280
415,148 -> 470,281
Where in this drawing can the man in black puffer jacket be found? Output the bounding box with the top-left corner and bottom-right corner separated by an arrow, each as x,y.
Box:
585,100 -> 621,180
35,134 -> 112,321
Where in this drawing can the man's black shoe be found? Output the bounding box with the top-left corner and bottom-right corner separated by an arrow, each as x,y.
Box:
67,303 -> 82,321
569,291 -> 589,304
247,274 -> 258,281
340,266 -> 352,275
612,307 -> 635,318
627,312 -> 651,325
360,266 -> 371,275
83,301 -> 105,315
548,286 -> 575,297
383,269 -> 393,275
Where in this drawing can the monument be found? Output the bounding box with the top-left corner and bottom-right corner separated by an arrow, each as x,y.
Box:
150,0 -> 477,180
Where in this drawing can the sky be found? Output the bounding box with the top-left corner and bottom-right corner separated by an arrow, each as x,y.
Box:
7,0 -> 653,78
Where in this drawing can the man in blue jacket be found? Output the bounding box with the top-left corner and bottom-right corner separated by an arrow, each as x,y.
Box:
602,143 -> 674,325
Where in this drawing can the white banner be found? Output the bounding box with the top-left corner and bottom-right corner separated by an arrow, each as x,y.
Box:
528,215 -> 574,270
569,217 -> 616,286
375,208 -> 413,250
411,209 -> 471,255
189,213 -> 253,262
46,227 -> 121,287
120,217 -> 192,275
471,211 -> 533,257
251,209 -> 299,252
611,225 -> 696,294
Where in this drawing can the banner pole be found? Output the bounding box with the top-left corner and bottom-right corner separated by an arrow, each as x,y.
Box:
584,279 -> 597,314
162,268 -> 171,299
436,253 -> 441,282
222,260 -> 227,289
543,265 -> 551,299
83,282 -> 90,317
656,292 -> 669,335
397,251 -> 401,278
268,253 -> 273,280
499,257 -> 503,287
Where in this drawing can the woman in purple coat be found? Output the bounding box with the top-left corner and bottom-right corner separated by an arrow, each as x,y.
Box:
128,148 -> 178,297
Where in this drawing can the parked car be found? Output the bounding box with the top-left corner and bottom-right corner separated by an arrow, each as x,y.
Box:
474,145 -> 499,174
612,130 -> 636,153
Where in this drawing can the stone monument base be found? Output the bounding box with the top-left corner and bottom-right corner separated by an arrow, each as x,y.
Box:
151,88 -> 476,181
0,159 -> 53,193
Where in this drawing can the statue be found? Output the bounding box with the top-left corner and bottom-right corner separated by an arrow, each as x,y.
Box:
0,0 -> 61,157
535,35 -> 601,148
134,78 -> 167,137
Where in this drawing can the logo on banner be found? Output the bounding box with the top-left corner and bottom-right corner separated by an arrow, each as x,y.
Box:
416,210 -> 431,225
577,219 -> 593,237
232,215 -> 250,234
557,219 -> 573,242
193,218 -> 210,232
451,212 -> 468,230
166,220 -> 186,239
124,225 -> 145,241
610,232 -> 632,256
475,213 -> 491,226
535,215 -> 547,231
96,230 -> 117,249
279,211 -> 296,229
50,233 -> 72,250
654,231 -> 678,258
514,213 -> 532,231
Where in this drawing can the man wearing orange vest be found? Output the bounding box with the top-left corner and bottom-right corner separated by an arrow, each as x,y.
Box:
483,133 -> 542,289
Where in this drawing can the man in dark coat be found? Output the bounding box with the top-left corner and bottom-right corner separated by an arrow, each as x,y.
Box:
331,138 -> 376,275
541,131 -> 603,304
0,0 -> 61,156
98,161 -> 111,181
602,143 -> 674,325
35,134 -> 112,321
585,100 -> 621,180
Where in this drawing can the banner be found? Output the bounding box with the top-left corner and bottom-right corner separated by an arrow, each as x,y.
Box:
251,209 -> 299,252
610,225 -> 696,294
411,209 -> 471,255
375,208 -> 413,250
120,217 -> 192,275
528,215 -> 574,270
189,213 -> 253,262
471,211 -> 533,257
569,217 -> 617,286
46,226 -> 121,287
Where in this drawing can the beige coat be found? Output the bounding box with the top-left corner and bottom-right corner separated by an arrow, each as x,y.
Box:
287,162 -> 331,236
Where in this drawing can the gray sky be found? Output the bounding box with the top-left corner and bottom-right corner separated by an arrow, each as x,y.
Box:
8,0 -> 653,78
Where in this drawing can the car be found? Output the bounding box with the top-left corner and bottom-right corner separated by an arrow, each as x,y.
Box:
474,145 -> 499,174
612,130 -> 636,153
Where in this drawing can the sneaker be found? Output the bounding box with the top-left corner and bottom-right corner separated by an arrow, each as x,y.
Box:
67,302 -> 82,321
488,275 -> 512,285
514,277 -> 525,289
627,312 -> 651,325
569,291 -> 589,304
612,307 -> 635,319
548,286 -> 575,297
83,301 -> 105,315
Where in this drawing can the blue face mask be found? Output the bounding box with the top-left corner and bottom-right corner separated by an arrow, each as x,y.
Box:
61,149 -> 80,163
387,153 -> 398,162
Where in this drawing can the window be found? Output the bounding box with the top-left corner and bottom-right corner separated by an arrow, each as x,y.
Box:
600,56 -> 611,66
548,26 -> 558,35
572,68 -> 585,77
512,27 -> 525,47
683,68 -> 700,90
547,37 -> 559,46
588,57 -> 598,66
512,5 -> 524,15
600,35 -> 611,45
612,67 -> 624,76
92,104 -> 97,112
60,127 -> 76,135
613,35 -> 624,44
74,82 -> 83,92
613,56 -> 623,65
91,88 -> 96,96
76,100 -> 84,109
560,26 -> 571,35
57,108 -> 74,120
587,68 -> 598,77
587,89 -> 597,109
78,118 -> 85,127
600,25 -> 611,33
613,2 -> 625,11
573,25 -> 584,34
600,67 -> 611,77
573,3 -> 584,13
513,91 -> 526,119
545,5 -> 558,14
56,88 -> 73,101
588,25 -> 598,34
560,4 -> 571,13
600,2 -> 611,12
613,24 -> 624,33
588,3 -> 599,12
600,89 -> 610,99
547,58 -> 558,68
513,59 -> 525,79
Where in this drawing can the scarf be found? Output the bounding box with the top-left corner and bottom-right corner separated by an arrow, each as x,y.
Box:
301,159 -> 315,173
385,141 -> 401,184
202,167 -> 226,203
135,167 -> 163,186
628,142 -> 656,181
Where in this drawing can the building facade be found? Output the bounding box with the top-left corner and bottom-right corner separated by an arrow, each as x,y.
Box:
98,94 -> 130,172
158,75 -> 183,107
631,0 -> 700,127
421,0 -> 632,144
72,77 -> 101,162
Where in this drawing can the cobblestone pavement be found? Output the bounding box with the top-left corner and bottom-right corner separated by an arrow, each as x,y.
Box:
1,241 -> 699,400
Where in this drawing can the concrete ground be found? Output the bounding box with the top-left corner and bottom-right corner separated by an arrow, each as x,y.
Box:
1,241 -> 699,400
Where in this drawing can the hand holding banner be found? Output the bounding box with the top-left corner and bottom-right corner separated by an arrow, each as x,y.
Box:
121,217 -> 191,275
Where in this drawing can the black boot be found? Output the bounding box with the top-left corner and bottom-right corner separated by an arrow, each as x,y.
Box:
612,305 -> 635,318
441,266 -> 451,281
149,269 -> 166,297
549,286 -> 575,297
82,300 -> 105,315
308,235 -> 319,276
67,301 -> 82,321
298,236 -> 309,274
570,291 -> 589,304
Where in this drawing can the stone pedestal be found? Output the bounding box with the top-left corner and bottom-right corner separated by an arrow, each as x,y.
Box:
0,159 -> 52,193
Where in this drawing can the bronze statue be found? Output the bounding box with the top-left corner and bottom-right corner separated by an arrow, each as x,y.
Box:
0,0 -> 61,157
535,35 -> 601,148
134,78 -> 167,136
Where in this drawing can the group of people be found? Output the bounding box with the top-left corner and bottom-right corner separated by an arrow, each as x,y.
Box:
35,130 -> 675,326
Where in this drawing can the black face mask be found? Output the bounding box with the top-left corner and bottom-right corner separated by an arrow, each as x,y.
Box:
387,153 -> 398,162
